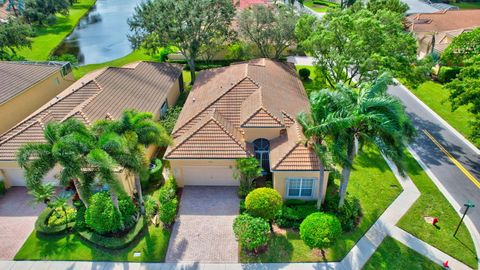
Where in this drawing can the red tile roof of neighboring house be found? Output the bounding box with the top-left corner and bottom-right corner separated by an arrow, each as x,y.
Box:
165,58 -> 320,171
406,10 -> 480,32
237,0 -> 268,9
0,62 -> 182,161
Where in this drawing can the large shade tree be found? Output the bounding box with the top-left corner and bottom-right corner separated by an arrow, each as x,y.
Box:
23,0 -> 71,25
237,4 -> 299,59
0,17 -> 32,60
442,28 -> 480,67
295,0 -> 422,88
92,110 -> 172,213
128,0 -> 236,83
311,74 -> 416,207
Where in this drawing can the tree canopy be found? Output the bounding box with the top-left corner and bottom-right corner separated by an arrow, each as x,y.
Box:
128,0 -> 236,83
442,28 -> 480,66
23,0 -> 70,25
0,17 -> 32,60
445,55 -> 480,141
296,1 -> 419,87
238,4 -> 299,59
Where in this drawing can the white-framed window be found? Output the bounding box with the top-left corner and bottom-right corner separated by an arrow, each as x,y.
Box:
160,100 -> 168,118
286,178 -> 316,198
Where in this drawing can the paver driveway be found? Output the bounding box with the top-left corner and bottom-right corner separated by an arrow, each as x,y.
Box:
166,186 -> 239,263
0,187 -> 44,259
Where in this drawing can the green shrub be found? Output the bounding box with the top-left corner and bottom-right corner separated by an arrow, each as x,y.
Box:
144,195 -> 159,220
158,176 -> 177,205
323,193 -> 362,231
438,66 -> 461,83
74,201 -> 87,230
35,207 -> 75,235
299,68 -> 311,80
300,212 -> 342,249
239,199 -> 246,214
159,198 -> 178,226
78,217 -> 146,249
0,180 -> 5,195
245,188 -> 282,221
275,204 -> 318,229
47,207 -> 76,227
85,192 -> 138,235
162,107 -> 182,134
233,214 -> 270,252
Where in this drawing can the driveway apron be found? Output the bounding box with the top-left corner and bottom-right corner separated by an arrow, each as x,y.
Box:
166,186 -> 239,263
0,187 -> 44,259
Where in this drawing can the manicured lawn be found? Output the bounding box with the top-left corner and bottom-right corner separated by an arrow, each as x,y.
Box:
408,81 -> 479,147
397,153 -> 477,268
73,50 -> 159,79
15,225 -> 170,262
304,0 -> 338,12
451,1 -> 480,9
18,0 -> 96,60
240,147 -> 402,262
363,237 -> 443,270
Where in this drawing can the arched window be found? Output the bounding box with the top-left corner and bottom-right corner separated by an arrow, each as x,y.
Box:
253,138 -> 270,172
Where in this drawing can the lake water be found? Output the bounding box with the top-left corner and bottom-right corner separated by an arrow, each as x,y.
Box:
53,0 -> 141,65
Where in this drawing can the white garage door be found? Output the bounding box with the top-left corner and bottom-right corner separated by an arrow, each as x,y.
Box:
183,166 -> 238,186
3,168 -> 58,186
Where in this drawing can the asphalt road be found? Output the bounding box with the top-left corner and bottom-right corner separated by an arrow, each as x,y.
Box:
388,83 -> 480,234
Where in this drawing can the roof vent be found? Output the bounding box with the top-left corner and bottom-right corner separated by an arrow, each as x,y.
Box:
192,97 -> 196,102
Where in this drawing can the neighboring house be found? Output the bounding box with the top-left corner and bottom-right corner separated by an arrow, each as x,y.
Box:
0,61 -> 184,192
402,0 -> 440,15
405,10 -> 480,58
0,61 -> 75,134
165,59 -> 327,201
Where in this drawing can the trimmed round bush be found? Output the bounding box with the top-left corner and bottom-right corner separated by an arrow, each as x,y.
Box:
299,68 -> 311,80
159,198 -> 178,226
300,212 -> 341,249
245,188 -> 282,221
233,214 -> 270,252
85,192 -> 137,235
437,66 -> 461,83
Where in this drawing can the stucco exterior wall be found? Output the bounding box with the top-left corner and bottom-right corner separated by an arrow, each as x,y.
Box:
0,70 -> 75,134
243,127 -> 282,142
273,170 -> 329,200
169,159 -> 237,187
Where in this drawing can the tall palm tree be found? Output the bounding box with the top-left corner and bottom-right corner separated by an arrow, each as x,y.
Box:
297,90 -> 348,209
92,110 -> 172,213
17,119 -> 96,207
330,73 -> 416,208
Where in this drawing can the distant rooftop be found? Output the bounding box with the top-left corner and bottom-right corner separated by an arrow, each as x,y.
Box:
0,61 -> 69,105
402,0 -> 439,14
406,9 -> 480,32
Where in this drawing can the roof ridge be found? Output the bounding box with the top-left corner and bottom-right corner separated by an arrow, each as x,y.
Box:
0,119 -> 43,147
172,76 -> 255,136
271,143 -> 299,170
61,80 -> 103,123
210,110 -> 247,153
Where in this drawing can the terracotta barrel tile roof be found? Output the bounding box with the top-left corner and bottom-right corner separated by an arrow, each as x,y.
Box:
406,10 -> 480,32
166,58 -> 320,171
0,62 -> 182,161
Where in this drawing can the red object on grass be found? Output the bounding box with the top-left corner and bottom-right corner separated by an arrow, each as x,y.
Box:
443,260 -> 449,268
433,217 -> 439,225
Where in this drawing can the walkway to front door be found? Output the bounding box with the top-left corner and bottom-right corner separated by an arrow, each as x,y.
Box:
165,186 -> 239,263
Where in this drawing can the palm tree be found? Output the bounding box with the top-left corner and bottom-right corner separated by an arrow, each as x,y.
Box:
297,90 -> 348,209
28,183 -> 55,206
17,119 -> 96,207
92,110 -> 172,213
329,73 -> 416,208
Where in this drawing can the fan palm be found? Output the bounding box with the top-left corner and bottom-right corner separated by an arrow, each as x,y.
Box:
92,110 -> 172,213
17,119 -> 97,207
330,73 -> 416,208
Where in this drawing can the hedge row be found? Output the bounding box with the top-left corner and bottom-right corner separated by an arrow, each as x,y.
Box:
77,217 -> 146,249
35,207 -> 75,235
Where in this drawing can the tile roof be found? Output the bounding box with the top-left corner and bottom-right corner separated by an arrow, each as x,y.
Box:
0,61 -> 65,105
166,58 -> 320,171
406,10 -> 480,32
0,62 -> 182,161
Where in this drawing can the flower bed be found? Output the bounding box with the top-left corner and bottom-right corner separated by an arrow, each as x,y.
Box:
35,207 -> 76,235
